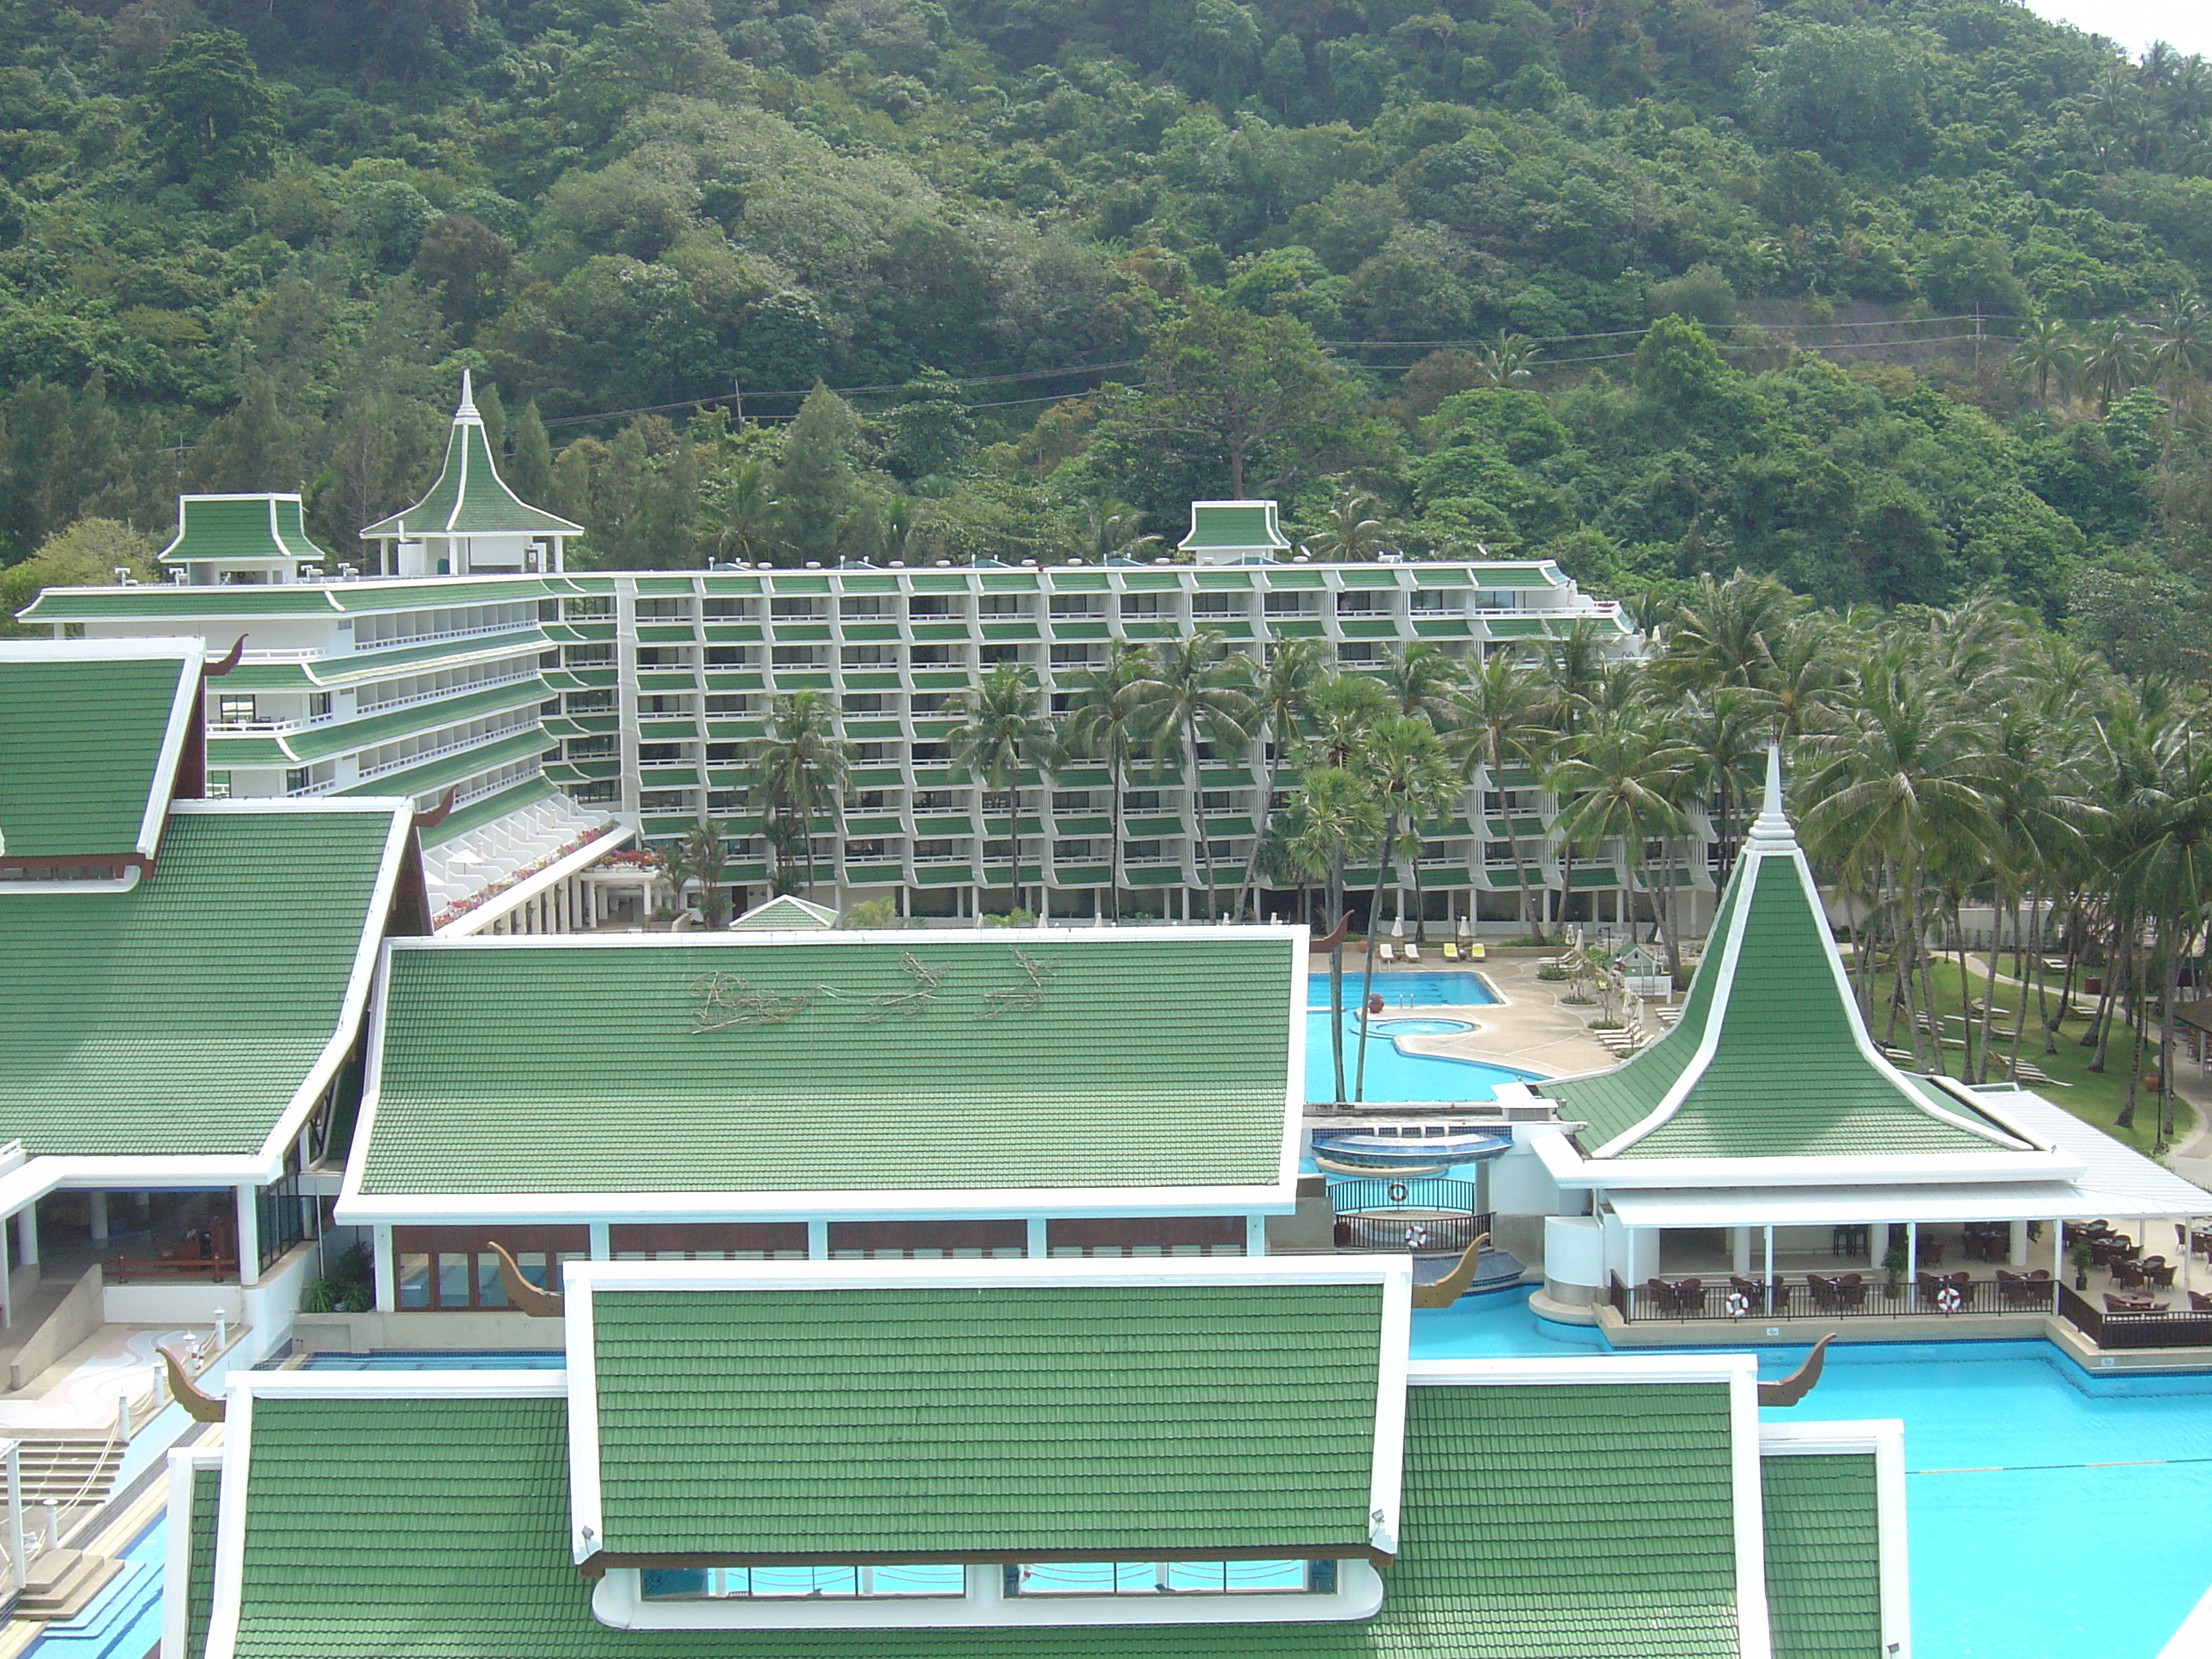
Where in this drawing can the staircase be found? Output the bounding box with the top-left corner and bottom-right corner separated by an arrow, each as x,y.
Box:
9,1437 -> 125,1509
13,1549 -> 123,1621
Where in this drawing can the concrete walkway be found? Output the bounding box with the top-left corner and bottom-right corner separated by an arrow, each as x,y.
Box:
1308,946 -> 1621,1080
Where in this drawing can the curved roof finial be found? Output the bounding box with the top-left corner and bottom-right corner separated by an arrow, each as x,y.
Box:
455,368 -> 480,422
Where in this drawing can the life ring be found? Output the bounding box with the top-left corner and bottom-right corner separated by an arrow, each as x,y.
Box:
1726,1290 -> 1751,1318
1936,1285 -> 1964,1313
1387,1181 -> 1410,1203
1367,994 -> 1385,1015
1404,1224 -> 1429,1250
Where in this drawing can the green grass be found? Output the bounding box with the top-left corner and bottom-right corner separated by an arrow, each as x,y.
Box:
1855,956 -> 2192,1158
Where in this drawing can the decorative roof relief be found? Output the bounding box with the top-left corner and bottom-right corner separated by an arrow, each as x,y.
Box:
1545,746 -> 2034,1162
361,371 -> 584,541
0,639 -> 203,873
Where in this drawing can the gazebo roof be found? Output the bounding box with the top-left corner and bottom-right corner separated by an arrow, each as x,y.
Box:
1545,749 -> 2033,1163
361,373 -> 582,541
731,894 -> 838,930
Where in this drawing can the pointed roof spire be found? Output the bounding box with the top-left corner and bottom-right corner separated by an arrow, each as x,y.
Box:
359,375 -> 581,542
1744,740 -> 1794,848
1540,746 -> 2036,1163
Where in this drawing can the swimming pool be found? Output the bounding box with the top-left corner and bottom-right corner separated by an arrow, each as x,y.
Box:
1415,1288 -> 2212,1659
1304,1008 -> 1540,1103
1307,970 -> 1497,1008
1368,1017 -> 1476,1036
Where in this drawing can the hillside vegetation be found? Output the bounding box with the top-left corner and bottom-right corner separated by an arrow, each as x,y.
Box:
2,0 -> 2211,659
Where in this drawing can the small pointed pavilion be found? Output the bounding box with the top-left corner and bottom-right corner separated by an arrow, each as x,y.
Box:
1521,746 -> 2212,1301
360,372 -> 581,577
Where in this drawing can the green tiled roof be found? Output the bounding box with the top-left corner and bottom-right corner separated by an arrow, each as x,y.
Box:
587,1282 -> 1382,1561
334,725 -> 549,800
362,382 -> 582,539
17,584 -> 339,620
1180,501 -> 1289,551
0,651 -> 193,860
0,806 -> 402,1157
328,579 -> 571,612
419,775 -> 559,847
184,1461 -> 220,1659
214,1376 -> 1749,1659
159,495 -> 332,567
1545,764 -> 2020,1161
730,894 -> 837,928
1761,1454 -> 1882,1659
304,629 -> 548,687
356,933 -> 1295,1197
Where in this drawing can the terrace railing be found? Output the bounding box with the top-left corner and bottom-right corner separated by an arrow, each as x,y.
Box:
1610,1272 -> 2059,1323
1329,1179 -> 1489,1254
2058,1284 -> 2212,1350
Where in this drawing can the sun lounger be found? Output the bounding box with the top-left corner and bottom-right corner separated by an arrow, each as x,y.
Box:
1378,942 -> 1396,963
1404,942 -> 1421,962
1442,942 -> 1461,961
1467,942 -> 1486,960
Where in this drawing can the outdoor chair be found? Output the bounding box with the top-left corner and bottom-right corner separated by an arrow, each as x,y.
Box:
1404,942 -> 1422,962
2190,1291 -> 2212,1313
1833,1272 -> 1869,1310
1806,1273 -> 1841,1312
1442,943 -> 1461,961
1996,1271 -> 2038,1309
1668,1278 -> 1704,1316
2141,1260 -> 2176,1289
1378,943 -> 1397,963
1467,943 -> 1487,961
2110,1260 -> 2147,1289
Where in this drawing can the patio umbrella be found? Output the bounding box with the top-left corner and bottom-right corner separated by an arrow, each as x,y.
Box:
1391,913 -> 1405,939
1458,913 -> 1471,940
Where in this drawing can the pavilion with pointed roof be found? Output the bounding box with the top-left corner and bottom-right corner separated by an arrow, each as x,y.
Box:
361,372 -> 582,578
1516,748 -> 2212,1326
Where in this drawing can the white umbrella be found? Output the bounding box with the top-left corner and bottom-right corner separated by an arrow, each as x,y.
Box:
1457,913 -> 1471,940
1391,913 -> 1405,939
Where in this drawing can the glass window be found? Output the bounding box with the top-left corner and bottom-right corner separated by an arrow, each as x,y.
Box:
217,694 -> 256,724
205,770 -> 233,800
1008,1560 -> 1330,1597
643,1566 -> 963,1600
436,1255 -> 470,1308
397,1254 -> 431,1309
475,1253 -> 509,1308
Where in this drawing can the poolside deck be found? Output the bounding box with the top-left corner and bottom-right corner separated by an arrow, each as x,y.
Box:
1308,948 -> 1624,1080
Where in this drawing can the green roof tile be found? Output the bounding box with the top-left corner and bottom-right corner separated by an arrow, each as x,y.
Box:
184,1461 -> 220,1659
0,806 -> 402,1157
0,649 -> 195,860
1761,1453 -> 1882,1659
159,495 -> 333,567
214,1375 -> 1747,1659
362,381 -> 583,540
17,584 -> 339,620
1546,759 -> 2022,1161
334,725 -> 549,800
355,934 -> 1297,1197
587,1282 -> 1382,1560
1179,502 -> 1289,552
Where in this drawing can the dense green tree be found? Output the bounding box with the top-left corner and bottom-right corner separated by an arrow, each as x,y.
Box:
143,31 -> 280,195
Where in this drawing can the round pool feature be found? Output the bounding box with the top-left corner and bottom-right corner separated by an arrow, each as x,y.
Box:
1369,1016 -> 1475,1036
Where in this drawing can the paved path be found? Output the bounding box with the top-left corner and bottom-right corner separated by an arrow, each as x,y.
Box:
1309,946 -> 1621,1080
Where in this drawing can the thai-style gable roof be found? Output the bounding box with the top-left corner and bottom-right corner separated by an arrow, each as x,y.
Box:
157,494 -> 334,568
1544,748 -> 2032,1162
360,373 -> 583,541
731,894 -> 838,929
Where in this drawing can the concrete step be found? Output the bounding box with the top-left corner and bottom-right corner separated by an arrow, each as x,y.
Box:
15,1548 -> 123,1620
9,1438 -> 125,1506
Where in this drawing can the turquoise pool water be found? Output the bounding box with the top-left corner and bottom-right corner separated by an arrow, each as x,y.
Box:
1415,1288 -> 2212,1659
20,1511 -> 167,1659
1306,1008 -> 1540,1103
1369,1016 -> 1476,1036
1307,970 -> 1498,1008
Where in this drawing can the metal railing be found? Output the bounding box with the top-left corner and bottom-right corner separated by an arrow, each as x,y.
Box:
2058,1284 -> 2212,1350
1330,1179 -> 1488,1253
1610,1272 -> 2059,1322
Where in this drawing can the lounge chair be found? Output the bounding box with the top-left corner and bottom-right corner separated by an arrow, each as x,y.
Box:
1404,941 -> 1422,962
1377,942 -> 1396,963
1467,942 -> 1487,961
1442,942 -> 1461,961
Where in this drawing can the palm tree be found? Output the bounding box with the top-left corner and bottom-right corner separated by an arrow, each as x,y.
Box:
1068,498 -> 1160,564
1475,330 -> 1537,388
1654,569 -> 1799,696
1379,642 -> 1458,724
1542,620 -> 1610,738
1678,685 -> 1769,882
1446,650 -> 1554,943
1232,637 -> 1330,922
2081,317 -> 2147,413
1302,493 -> 1387,562
949,661 -> 1060,917
711,457 -> 779,565
1064,643 -> 1156,922
1549,708 -> 1696,966
745,689 -> 852,903
1353,716 -> 1459,1098
1287,765 -> 1383,1104
1130,631 -> 1254,919
2006,317 -> 2079,410
681,818 -> 732,927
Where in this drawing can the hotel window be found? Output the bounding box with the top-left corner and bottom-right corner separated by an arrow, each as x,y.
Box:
911,789 -> 962,812
1410,589 -> 1461,613
573,780 -> 617,803
1053,839 -> 1096,859
704,646 -> 754,667
707,792 -> 742,812
564,643 -> 615,667
216,694 -> 257,724
910,692 -> 956,714
770,596 -> 825,619
978,594 -> 1031,617
1052,789 -> 1094,811
907,594 -> 959,618
853,789 -> 891,810
703,694 -> 753,715
638,742 -> 687,763
308,691 -> 333,719
839,595 -> 892,618
643,1567 -> 963,1602
1123,840 -> 1164,862
854,742 -> 897,762
567,690 -> 615,713
771,645 -> 825,668
637,646 -> 694,667
701,597 -> 755,619
1484,842 -> 1516,863
1263,593 -> 1316,615
393,1229 -> 587,1310
845,839 -> 888,859
205,770 -> 232,799
1199,790 -> 1239,812
1190,593 -> 1243,616
1336,592 -> 1387,615
1119,593 -> 1168,617
566,597 -> 614,620
911,742 -> 951,762
844,693 -> 890,715
637,597 -> 695,620
1049,594 -> 1100,616
910,644 -> 957,667
1006,1562 -> 1335,1598
567,736 -> 614,760
842,643 -> 897,667
911,838 -> 964,861
639,789 -> 694,811
1051,643 -> 1103,667
1336,643 -> 1381,664
1123,791 -> 1162,812
704,742 -> 742,762
639,694 -> 693,715
980,643 -> 1025,665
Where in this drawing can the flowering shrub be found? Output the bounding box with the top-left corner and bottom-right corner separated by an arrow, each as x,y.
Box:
430,821 -> 620,929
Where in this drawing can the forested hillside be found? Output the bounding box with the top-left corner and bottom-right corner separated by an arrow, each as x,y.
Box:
2,0 -> 2209,663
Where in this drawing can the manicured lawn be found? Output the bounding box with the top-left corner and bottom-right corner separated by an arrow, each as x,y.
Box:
1854,955 -> 2192,1158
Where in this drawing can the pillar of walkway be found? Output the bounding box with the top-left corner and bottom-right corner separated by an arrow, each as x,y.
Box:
15,1204 -> 37,1270
235,1185 -> 260,1288
1730,1226 -> 1752,1276
87,1191 -> 108,1243
2008,1220 -> 2029,1267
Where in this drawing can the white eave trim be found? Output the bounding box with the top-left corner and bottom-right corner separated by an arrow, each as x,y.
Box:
1534,1129 -> 2084,1190
1759,1418 -> 1910,1659
434,821 -> 637,936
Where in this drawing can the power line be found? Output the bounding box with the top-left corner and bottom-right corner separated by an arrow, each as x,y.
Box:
540,359 -> 1144,430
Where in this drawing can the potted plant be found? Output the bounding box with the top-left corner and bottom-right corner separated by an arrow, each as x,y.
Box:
1881,1245 -> 1908,1289
2070,1243 -> 2094,1292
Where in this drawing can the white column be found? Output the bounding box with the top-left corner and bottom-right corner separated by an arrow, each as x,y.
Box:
806,1220 -> 829,1261
1731,1226 -> 1751,1276
589,1222 -> 611,1260
235,1185 -> 259,1285
373,1223 -> 396,1312
1025,1217 -> 1048,1259
15,1206 -> 37,1270
2009,1220 -> 2029,1267
1245,1213 -> 1267,1258
87,1191 -> 108,1243
1906,1220 -> 1918,1287
0,1211 -> 11,1330
1763,1225 -> 1775,1285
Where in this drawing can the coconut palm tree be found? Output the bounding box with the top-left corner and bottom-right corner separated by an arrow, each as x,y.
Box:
1379,642 -> 1459,724
2006,317 -> 2079,410
2081,317 -> 2147,413
1548,707 -> 1697,967
1446,650 -> 1555,943
1287,765 -> 1383,1104
1302,492 -> 1387,562
949,661 -> 1060,917
1352,716 -> 1459,1099
746,689 -> 851,903
1231,637 -> 1330,922
681,818 -> 732,927
1064,643 -> 1155,922
1129,631 -> 1254,918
